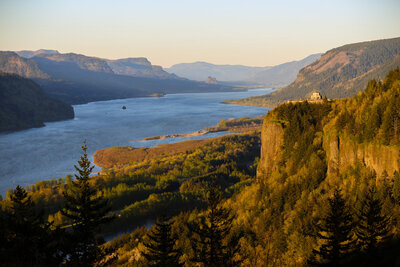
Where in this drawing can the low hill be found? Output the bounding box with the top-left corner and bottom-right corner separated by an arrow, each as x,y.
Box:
0,73 -> 74,132
228,37 -> 400,107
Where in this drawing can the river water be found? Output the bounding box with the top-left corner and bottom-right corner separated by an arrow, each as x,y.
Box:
0,89 -> 272,196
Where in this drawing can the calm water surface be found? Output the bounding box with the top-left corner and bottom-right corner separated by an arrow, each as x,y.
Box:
0,89 -> 272,195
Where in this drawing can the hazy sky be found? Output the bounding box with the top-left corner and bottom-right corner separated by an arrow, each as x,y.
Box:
0,0 -> 399,67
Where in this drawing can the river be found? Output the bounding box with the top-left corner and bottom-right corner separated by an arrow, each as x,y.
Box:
0,89 -> 272,196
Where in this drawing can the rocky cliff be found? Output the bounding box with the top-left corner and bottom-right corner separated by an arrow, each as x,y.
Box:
324,131 -> 400,177
258,101 -> 400,182
257,117 -> 284,181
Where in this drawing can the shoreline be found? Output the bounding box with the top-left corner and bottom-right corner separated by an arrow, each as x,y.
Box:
94,119 -> 264,169
137,129 -> 210,141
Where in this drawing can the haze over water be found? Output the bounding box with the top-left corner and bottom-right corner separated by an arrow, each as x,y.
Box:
0,89 -> 272,195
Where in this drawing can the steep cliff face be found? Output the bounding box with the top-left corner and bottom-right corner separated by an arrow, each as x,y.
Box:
258,101 -> 400,182
324,132 -> 400,177
257,116 -> 284,180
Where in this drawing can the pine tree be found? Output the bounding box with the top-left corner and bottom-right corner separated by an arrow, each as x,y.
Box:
62,141 -> 114,266
189,186 -> 239,267
0,185 -> 54,266
142,215 -> 181,266
392,171 -> 400,204
312,189 -> 354,266
355,186 -> 390,256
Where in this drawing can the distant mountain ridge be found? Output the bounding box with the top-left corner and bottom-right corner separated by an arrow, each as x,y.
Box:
166,62 -> 267,82
166,54 -> 321,86
0,73 -> 74,132
248,54 -> 322,86
34,53 -> 114,73
226,37 -> 400,107
106,57 -> 178,79
16,49 -> 59,58
15,50 -> 179,80
0,51 -> 236,104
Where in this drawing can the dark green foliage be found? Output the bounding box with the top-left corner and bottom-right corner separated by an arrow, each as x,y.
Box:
355,186 -> 391,255
62,141 -> 114,265
0,72 -> 74,132
189,185 -> 240,267
275,101 -> 331,169
332,67 -> 400,145
0,185 -> 58,266
312,189 -> 354,266
142,215 -> 181,266
15,132 -> 260,236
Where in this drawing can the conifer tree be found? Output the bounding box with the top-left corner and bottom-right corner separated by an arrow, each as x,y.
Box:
0,185 -> 55,266
312,189 -> 354,266
392,171 -> 400,203
62,141 -> 114,266
189,185 -> 239,267
142,215 -> 181,266
355,186 -> 390,255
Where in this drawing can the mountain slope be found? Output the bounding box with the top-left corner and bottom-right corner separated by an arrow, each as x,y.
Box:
0,52 -> 49,79
229,37 -> 400,107
34,53 -> 114,73
0,52 -> 237,105
106,58 -> 179,79
0,73 -> 74,132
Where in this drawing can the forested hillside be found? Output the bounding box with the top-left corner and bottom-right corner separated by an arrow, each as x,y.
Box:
227,37 -> 400,107
0,73 -> 74,132
1,69 -> 400,266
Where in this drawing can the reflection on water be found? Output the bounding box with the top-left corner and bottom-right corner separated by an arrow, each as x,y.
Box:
0,89 -> 272,195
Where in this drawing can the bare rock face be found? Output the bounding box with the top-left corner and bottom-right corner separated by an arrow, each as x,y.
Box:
324,133 -> 400,177
257,117 -> 284,181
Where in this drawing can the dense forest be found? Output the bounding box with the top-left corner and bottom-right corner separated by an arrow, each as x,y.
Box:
0,73 -> 74,132
1,68 -> 400,266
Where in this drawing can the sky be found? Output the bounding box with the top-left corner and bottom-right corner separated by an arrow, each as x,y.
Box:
0,0 -> 399,67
